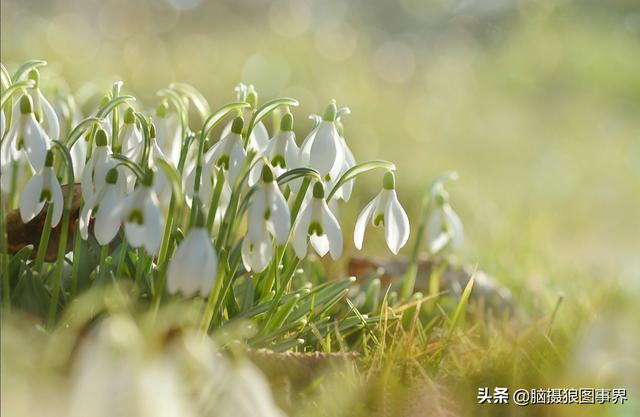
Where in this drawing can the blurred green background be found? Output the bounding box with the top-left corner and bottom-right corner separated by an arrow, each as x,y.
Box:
2,0 -> 639,290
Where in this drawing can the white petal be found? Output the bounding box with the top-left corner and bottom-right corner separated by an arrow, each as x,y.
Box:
248,158 -> 264,187
320,200 -> 343,259
142,191 -> 164,254
94,187 -> 121,245
309,122 -> 339,176
38,90 -> 60,141
284,132 -> 300,169
383,191 -> 410,255
353,195 -> 378,250
247,188 -> 266,242
19,173 -> 44,222
227,139 -> 246,184
22,115 -> 49,171
291,202 -> 311,259
309,234 -> 330,257
425,208 -> 444,249
70,138 -> 87,182
444,205 -> 464,249
79,194 -> 95,240
167,228 -> 217,297
48,171 -> 64,227
267,183 -> 291,244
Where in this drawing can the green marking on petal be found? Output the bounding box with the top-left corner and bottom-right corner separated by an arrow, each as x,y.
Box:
128,209 -> 144,224
308,221 -> 323,236
271,155 -> 286,168
373,213 -> 384,227
217,155 -> 230,170
39,189 -> 52,202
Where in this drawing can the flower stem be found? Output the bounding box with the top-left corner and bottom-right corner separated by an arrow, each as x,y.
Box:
200,250 -> 228,334
115,235 -> 128,277
290,177 -> 311,222
98,245 -> 109,281
33,204 -> 54,274
205,169 -> 225,231
69,221 -> 82,297
46,195 -> 73,329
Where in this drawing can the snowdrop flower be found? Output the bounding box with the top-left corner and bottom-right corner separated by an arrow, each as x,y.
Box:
425,188 -> 463,255
292,181 -> 343,259
81,128 -> 121,201
107,172 -> 164,254
25,69 -> 60,141
222,84 -> 269,152
204,116 -> 247,184
299,101 -> 345,182
19,150 -> 63,226
120,107 -> 144,161
248,112 -> 299,186
154,102 -> 182,166
79,168 -> 122,245
0,109 -> 5,136
167,213 -> 218,297
3,95 -> 50,171
354,172 -> 410,255
242,165 -> 291,272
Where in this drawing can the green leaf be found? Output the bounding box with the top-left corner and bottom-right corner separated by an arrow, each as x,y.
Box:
277,167 -> 322,185
11,59 -> 47,83
326,160 -> 396,201
96,95 -> 136,119
1,63 -> 11,89
446,272 -> 475,339
247,97 -> 299,137
155,158 -> 184,211
170,82 -> 211,122
158,88 -> 189,129
1,80 -> 36,109
201,101 -> 250,141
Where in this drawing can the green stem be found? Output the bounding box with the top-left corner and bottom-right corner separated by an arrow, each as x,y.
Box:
46,196 -> 73,329
98,245 -> 109,281
205,169 -> 225,231
200,250 -> 228,334
69,222 -> 82,297
290,177 -> 311,223
115,235 -> 128,277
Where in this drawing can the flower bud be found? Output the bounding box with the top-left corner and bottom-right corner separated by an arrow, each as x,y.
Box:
149,121 -> 156,139
124,107 -> 136,124
95,129 -> 108,147
27,68 -> 40,85
261,163 -> 274,183
313,181 -> 325,199
231,116 -> 244,135
44,150 -> 54,167
246,86 -> 258,109
105,168 -> 119,185
322,101 -> 337,122
280,112 -> 294,132
382,171 -> 395,190
19,95 -> 33,114
156,102 -> 168,118
435,189 -> 449,206
142,170 -> 155,187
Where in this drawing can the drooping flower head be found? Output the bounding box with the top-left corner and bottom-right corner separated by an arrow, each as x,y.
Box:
79,167 -> 123,245
299,101 -> 345,183
292,181 -> 343,259
19,150 -> 63,226
242,164 -> 291,272
425,188 -> 463,255
354,171 -> 410,255
3,95 -> 51,171
204,116 -> 247,184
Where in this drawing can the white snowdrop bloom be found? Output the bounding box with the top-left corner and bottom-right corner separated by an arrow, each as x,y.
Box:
107,173 -> 164,254
67,316 -> 196,417
248,112 -> 299,186
25,70 -> 60,141
147,125 -> 174,206
214,361 -> 288,417
3,95 -> 50,171
299,101 -> 345,182
221,84 -> 269,152
242,165 -> 291,272
354,172 -> 410,255
120,107 -> 144,162
292,181 -> 343,259
425,189 -> 464,255
204,116 -> 247,184
154,102 -> 182,166
81,128 -> 122,201
167,224 -> 218,297
69,135 -> 87,182
79,168 -> 122,245
18,150 -> 63,226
